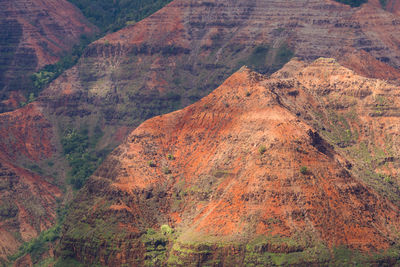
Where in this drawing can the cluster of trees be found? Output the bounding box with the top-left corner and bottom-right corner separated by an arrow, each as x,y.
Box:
333,0 -> 367,7
68,0 -> 173,32
25,0 -> 174,102
26,35 -> 94,103
61,127 -> 108,189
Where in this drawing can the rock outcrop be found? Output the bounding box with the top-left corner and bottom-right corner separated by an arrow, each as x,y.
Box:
59,58 -> 400,266
0,103 -> 61,259
39,0 -> 400,150
0,0 -> 96,99
4,0 -> 400,263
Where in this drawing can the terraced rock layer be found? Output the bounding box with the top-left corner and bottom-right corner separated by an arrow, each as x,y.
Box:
40,0 -> 400,137
0,0 -> 95,100
60,59 -> 400,266
0,103 -> 62,260
4,0 -> 400,263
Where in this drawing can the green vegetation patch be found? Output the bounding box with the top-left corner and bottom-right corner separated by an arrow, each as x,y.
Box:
8,201 -> 68,264
333,0 -> 368,7
300,166 -> 309,175
61,127 -> 108,189
19,35 -> 96,103
8,226 -> 60,263
167,236 -> 400,266
67,0 -> 173,33
313,107 -> 400,204
259,145 -> 267,155
142,225 -> 176,266
321,111 -> 358,148
239,43 -> 294,74
0,201 -> 18,220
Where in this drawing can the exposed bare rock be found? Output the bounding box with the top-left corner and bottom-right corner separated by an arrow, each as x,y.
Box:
60,58 -> 400,266
0,0 -> 96,98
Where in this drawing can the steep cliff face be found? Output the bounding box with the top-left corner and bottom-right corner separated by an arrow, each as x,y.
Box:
4,0 -> 400,263
385,0 -> 400,15
0,103 -> 62,260
0,158 -> 61,261
39,0 -> 400,149
59,59 -> 400,266
0,0 -> 96,99
0,103 -> 54,162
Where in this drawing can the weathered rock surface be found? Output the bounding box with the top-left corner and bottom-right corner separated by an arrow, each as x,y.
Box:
5,0 -> 400,263
0,103 -> 54,162
60,59 -> 400,266
39,0 -> 400,149
0,158 -> 61,260
0,103 -> 61,259
0,0 -> 96,99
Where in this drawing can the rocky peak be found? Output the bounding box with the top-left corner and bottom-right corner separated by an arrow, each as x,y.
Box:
59,58 -> 400,266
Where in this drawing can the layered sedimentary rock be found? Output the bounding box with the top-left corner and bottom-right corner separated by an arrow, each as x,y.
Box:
0,0 -> 96,99
60,59 -> 400,266
385,0 -> 400,15
0,158 -> 61,260
0,103 -> 61,259
39,0 -> 400,147
4,0 -> 400,263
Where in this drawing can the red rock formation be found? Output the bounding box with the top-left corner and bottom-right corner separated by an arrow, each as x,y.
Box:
60,59 -> 400,265
0,0 -> 96,97
5,0 -> 400,263
0,103 -> 54,162
0,103 -> 61,259
386,0 -> 400,15
40,0 -> 400,143
0,156 -> 61,260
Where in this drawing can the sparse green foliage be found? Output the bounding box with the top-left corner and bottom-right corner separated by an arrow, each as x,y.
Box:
333,0 -> 367,7
28,92 -> 36,103
8,202 -> 70,265
300,166 -> 308,175
167,154 -> 175,160
25,164 -> 44,175
163,167 -> 171,174
61,128 -> 108,189
0,201 -> 18,220
8,219 -> 63,263
160,224 -> 173,235
240,43 -> 294,74
142,226 -> 174,266
31,71 -> 55,91
148,160 -> 156,167
54,257 -> 85,267
67,0 -> 173,33
25,34 -> 95,98
382,175 -> 393,184
213,170 -> 231,178
259,145 -> 267,155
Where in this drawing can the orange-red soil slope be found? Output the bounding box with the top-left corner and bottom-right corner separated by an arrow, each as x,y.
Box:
40,0 -> 400,138
0,103 -> 61,259
60,58 -> 400,266
0,0 -> 96,99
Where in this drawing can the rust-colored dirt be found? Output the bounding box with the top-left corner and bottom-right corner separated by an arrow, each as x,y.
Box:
0,155 -> 61,259
0,103 -> 60,259
0,0 -> 96,100
0,103 -> 54,162
62,58 -> 400,265
1,0 -> 95,68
